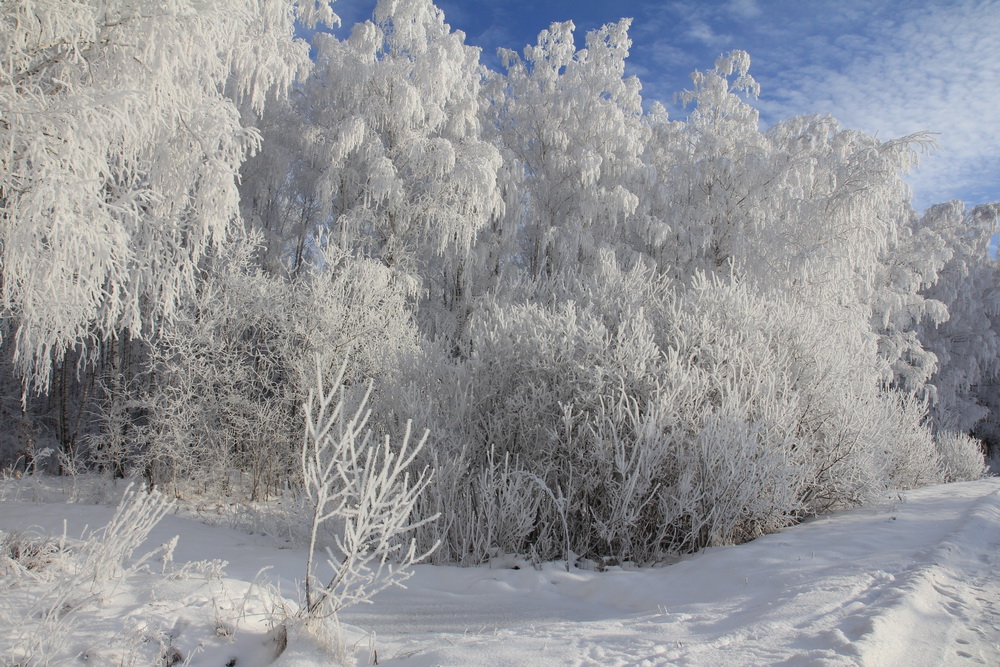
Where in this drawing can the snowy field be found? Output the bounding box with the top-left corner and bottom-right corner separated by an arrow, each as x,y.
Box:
2,477 -> 999,666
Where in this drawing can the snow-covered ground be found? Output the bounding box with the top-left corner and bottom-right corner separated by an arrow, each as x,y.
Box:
2,477 -> 999,666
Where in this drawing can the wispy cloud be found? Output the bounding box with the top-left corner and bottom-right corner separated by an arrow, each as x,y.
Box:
687,19 -> 729,46
329,0 -> 998,208
728,0 -> 761,20
726,1 -> 1000,208
626,0 -> 1000,208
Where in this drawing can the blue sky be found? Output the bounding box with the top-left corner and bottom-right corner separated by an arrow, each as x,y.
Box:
330,0 -> 1000,212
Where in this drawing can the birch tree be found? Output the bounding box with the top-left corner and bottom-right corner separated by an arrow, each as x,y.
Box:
915,201 -> 1000,432
0,0 -> 335,392
492,19 -> 647,280
253,0 -> 503,335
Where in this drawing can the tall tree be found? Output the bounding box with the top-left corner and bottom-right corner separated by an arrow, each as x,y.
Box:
0,0 -> 335,392
247,0 -> 503,335
656,50 -> 767,280
491,19 -> 647,280
915,201 -> 1000,432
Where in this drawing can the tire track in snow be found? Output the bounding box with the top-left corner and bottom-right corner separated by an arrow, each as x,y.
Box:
847,488 -> 1000,666
353,479 -> 1000,666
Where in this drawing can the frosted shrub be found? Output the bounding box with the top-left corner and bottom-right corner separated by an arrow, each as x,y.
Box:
137,251 -> 293,496
292,359 -> 436,655
474,448 -> 547,561
664,276 -> 943,516
381,260 -> 676,562
395,259 -> 958,563
658,392 -> 804,551
0,530 -> 62,577
455,298 -> 645,559
874,393 -> 944,492
935,431 -> 988,482
655,277 -> 812,547
582,389 -> 674,560
123,238 -> 417,498
396,261 -> 797,560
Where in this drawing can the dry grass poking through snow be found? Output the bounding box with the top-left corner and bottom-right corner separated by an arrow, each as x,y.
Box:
0,484 -> 293,666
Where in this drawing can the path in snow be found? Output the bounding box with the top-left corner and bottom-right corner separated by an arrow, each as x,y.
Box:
339,479 -> 1000,666
1,478 -> 998,665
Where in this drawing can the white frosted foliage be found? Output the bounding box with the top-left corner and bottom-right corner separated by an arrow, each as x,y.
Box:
0,0 -> 333,391
289,0 -> 503,275
493,19 -> 647,278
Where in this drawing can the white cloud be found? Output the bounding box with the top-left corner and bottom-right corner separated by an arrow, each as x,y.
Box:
730,1 -> 1000,208
728,0 -> 761,20
687,20 -> 723,45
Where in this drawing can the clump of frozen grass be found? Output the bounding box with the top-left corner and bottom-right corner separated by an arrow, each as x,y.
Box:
75,483 -> 174,593
0,530 -> 63,577
1,484 -> 176,665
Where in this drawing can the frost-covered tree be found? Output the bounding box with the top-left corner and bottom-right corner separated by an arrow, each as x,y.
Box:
641,51 -> 766,280
492,19 -> 647,280
915,201 -> 1000,433
641,55 -> 934,310
757,116 -> 932,304
758,116 -> 941,387
237,95 -> 321,277
867,206 -> 952,394
245,0 -> 503,337
637,58 -> 942,395
0,0 -> 335,392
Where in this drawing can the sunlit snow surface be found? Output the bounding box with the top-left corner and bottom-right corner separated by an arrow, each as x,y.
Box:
2,478 -> 999,665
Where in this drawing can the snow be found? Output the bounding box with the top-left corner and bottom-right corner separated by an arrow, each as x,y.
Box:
2,477 -> 999,666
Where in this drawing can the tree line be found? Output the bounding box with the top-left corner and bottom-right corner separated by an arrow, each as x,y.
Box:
1,0 -> 996,564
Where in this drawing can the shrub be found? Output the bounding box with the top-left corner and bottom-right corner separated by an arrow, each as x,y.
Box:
391,259 -> 954,563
